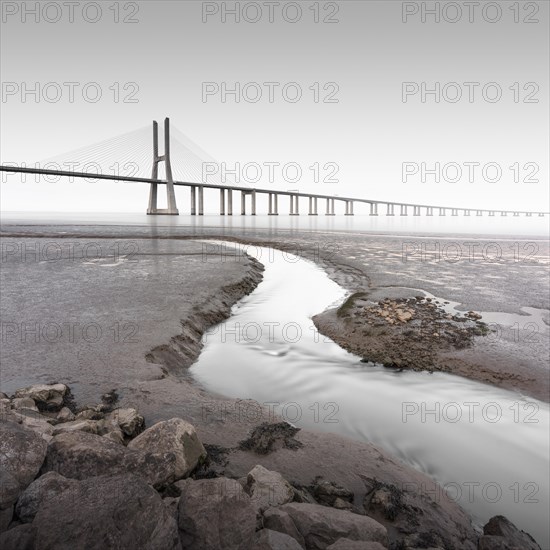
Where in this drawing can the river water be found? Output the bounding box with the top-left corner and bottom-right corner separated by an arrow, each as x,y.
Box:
191,244 -> 550,547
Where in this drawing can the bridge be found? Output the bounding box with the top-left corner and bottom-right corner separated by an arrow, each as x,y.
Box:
1,118 -> 548,218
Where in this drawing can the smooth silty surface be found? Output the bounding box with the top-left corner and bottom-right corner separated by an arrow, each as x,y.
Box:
191,244 -> 550,547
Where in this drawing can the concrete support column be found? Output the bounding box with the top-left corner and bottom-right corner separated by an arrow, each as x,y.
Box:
331,199 -> 335,215
476,210 -> 483,216
326,198 -> 330,215
439,208 -> 446,216
251,191 -> 256,215
400,205 -> 408,216
464,209 -> 470,216
501,211 -> 507,216
220,189 -> 225,216
274,194 -> 278,215
489,211 -> 495,216
269,193 -> 273,215
241,191 -> 246,215
513,212 -> 519,217
413,206 -> 420,216
386,204 -> 395,216
526,212 -> 532,217
309,197 -> 313,215
227,190 -> 233,215
451,209 -> 458,216
369,203 -> 378,216
190,186 -> 196,215
426,207 -> 433,216
198,186 -> 204,215
290,195 -> 294,215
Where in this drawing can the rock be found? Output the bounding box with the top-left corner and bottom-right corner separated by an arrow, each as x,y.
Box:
14,384 -> 67,411
239,422 -> 303,455
0,505 -> 13,533
263,503 -> 388,550
11,398 -> 38,411
0,422 -> 47,509
244,465 -> 295,514
75,408 -> 104,421
311,479 -> 353,508
478,515 -> 540,550
177,477 -> 256,549
327,540 -> 386,550
102,428 -> 126,445
56,407 -> 75,422
128,418 -> 206,480
52,419 -> 100,436
0,523 -> 34,549
109,407 -> 144,437
15,471 -> 77,523
253,529 -> 304,549
8,409 -> 55,441
32,474 -> 181,549
42,430 -> 177,488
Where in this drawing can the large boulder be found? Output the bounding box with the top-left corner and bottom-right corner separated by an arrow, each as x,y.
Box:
32,474 -> 181,549
0,422 -> 47,509
177,477 -> 256,549
244,465 -> 295,514
128,418 -> 206,479
0,524 -> 34,549
263,503 -> 388,550
478,516 -> 541,550
14,384 -> 67,411
253,529 -> 304,549
42,430 -> 177,488
15,471 -> 77,523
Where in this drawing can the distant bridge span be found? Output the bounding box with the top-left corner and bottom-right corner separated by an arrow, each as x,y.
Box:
1,118 -> 548,218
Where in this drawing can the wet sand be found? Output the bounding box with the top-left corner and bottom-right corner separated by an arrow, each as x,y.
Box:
1,223 -> 548,545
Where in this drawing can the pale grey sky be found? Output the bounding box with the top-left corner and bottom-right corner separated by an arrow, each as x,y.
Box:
1,1 -> 548,212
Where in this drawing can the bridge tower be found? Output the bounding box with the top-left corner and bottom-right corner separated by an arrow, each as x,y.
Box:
147,117 -> 179,215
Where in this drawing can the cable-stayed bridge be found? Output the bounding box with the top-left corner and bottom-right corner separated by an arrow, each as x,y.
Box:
1,118 -> 548,218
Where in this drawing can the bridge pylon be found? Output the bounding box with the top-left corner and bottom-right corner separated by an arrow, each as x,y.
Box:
147,117 -> 179,215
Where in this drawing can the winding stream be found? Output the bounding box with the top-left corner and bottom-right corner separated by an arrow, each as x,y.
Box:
191,244 -> 550,547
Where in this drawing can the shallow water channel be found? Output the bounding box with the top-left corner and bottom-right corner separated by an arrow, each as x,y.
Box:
191,244 -> 549,546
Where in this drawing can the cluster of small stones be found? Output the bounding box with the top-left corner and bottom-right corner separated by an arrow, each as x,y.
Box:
0,383 -> 541,550
358,297 -> 489,345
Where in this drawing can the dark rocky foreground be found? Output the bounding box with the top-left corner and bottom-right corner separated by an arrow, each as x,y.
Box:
0,384 -> 542,550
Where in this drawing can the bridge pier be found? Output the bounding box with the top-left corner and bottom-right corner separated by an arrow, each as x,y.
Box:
501,211 -> 507,216
526,212 -> 532,217
464,209 -> 470,216
241,191 -> 246,215
400,205 -> 408,216
451,209 -> 458,216
269,193 -> 279,215
251,191 -> 256,215
489,211 -> 495,216
476,210 -> 483,216
219,189 -> 225,215
439,208 -> 446,216
426,207 -> 433,216
345,201 -> 354,215
147,118 -> 179,215
413,206 -> 421,216
289,195 -> 299,215
369,203 -> 378,216
227,190 -> 233,215
309,196 -> 319,215
198,186 -> 204,215
513,212 -> 519,217
386,203 -> 395,216
190,186 -> 196,215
